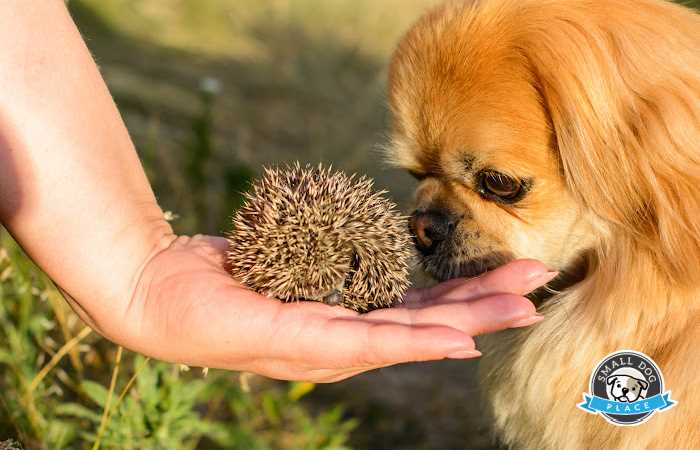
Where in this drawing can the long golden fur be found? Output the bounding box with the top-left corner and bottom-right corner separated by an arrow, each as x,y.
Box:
387,0 -> 700,448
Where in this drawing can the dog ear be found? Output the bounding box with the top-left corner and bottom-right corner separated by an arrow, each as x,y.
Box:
606,376 -> 617,386
522,1 -> 700,282
637,379 -> 649,390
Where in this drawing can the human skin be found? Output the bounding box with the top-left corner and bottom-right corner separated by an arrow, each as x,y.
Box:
0,0 -> 554,382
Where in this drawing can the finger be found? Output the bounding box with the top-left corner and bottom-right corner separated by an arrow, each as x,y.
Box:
254,364 -> 391,383
316,346 -> 485,382
194,234 -> 229,252
404,259 -> 557,306
206,235 -> 229,250
232,311 -> 480,378
169,234 -> 230,268
311,317 -> 478,368
307,341 -> 487,382
220,352 -> 447,384
163,284 -> 475,375
364,293 -> 539,335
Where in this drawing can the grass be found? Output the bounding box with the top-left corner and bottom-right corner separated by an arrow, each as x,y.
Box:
0,232 -> 357,450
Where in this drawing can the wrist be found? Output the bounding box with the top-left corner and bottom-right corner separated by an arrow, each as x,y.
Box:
39,205 -> 177,342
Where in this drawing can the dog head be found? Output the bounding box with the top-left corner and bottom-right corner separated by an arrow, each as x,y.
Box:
607,375 -> 648,402
387,0 -> 700,284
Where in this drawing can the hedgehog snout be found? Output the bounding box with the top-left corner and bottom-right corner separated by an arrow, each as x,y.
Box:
322,290 -> 343,306
321,249 -> 360,307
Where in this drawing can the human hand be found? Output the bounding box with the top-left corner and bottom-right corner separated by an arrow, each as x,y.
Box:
116,235 -> 556,382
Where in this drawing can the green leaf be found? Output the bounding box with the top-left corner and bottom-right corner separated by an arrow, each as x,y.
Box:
288,381 -> 315,402
261,393 -> 281,425
55,402 -> 102,423
81,380 -> 109,407
0,348 -> 14,364
45,419 -> 79,450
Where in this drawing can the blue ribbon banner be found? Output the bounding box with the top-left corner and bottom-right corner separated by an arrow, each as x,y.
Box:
578,392 -> 675,415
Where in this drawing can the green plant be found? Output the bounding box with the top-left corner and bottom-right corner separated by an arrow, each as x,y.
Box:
57,355 -> 213,449
0,233 -> 355,450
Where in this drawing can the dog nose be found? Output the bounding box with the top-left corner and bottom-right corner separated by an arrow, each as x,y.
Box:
622,387 -> 629,394
409,210 -> 453,255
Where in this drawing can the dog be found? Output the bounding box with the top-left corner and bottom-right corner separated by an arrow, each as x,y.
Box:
387,0 -> 700,448
608,374 -> 648,403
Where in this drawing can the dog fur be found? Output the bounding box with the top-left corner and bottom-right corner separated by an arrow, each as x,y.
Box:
387,0 -> 700,448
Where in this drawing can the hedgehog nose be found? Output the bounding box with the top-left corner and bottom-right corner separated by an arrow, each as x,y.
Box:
622,387 -> 629,394
409,210 -> 453,256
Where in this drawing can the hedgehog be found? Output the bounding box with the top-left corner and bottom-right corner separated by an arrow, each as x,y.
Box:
226,163 -> 413,312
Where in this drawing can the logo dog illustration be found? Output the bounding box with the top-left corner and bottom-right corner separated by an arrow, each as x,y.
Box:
606,367 -> 649,403
579,350 -> 676,426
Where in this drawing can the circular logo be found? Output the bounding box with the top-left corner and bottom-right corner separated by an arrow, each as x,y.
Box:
578,350 -> 676,426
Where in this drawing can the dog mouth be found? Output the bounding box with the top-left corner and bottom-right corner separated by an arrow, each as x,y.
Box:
419,249 -> 512,282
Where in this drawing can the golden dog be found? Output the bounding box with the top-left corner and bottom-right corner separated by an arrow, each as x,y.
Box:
387,0 -> 700,448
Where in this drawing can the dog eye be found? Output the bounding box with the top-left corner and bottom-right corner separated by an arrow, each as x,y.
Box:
408,169 -> 427,181
478,171 -> 524,202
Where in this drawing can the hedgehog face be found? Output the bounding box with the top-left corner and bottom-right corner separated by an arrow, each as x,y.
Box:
278,235 -> 358,305
311,249 -> 361,306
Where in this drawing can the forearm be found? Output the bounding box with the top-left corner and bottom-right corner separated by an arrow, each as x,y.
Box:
0,0 -> 174,336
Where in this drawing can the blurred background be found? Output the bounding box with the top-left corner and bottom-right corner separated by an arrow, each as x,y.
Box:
1,0 -> 698,449
70,0 -> 435,234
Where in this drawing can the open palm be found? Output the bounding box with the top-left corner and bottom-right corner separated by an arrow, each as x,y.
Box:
119,235 -> 553,382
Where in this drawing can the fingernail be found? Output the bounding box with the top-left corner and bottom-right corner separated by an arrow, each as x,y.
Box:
446,349 -> 483,359
529,271 -> 559,287
509,313 -> 545,328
